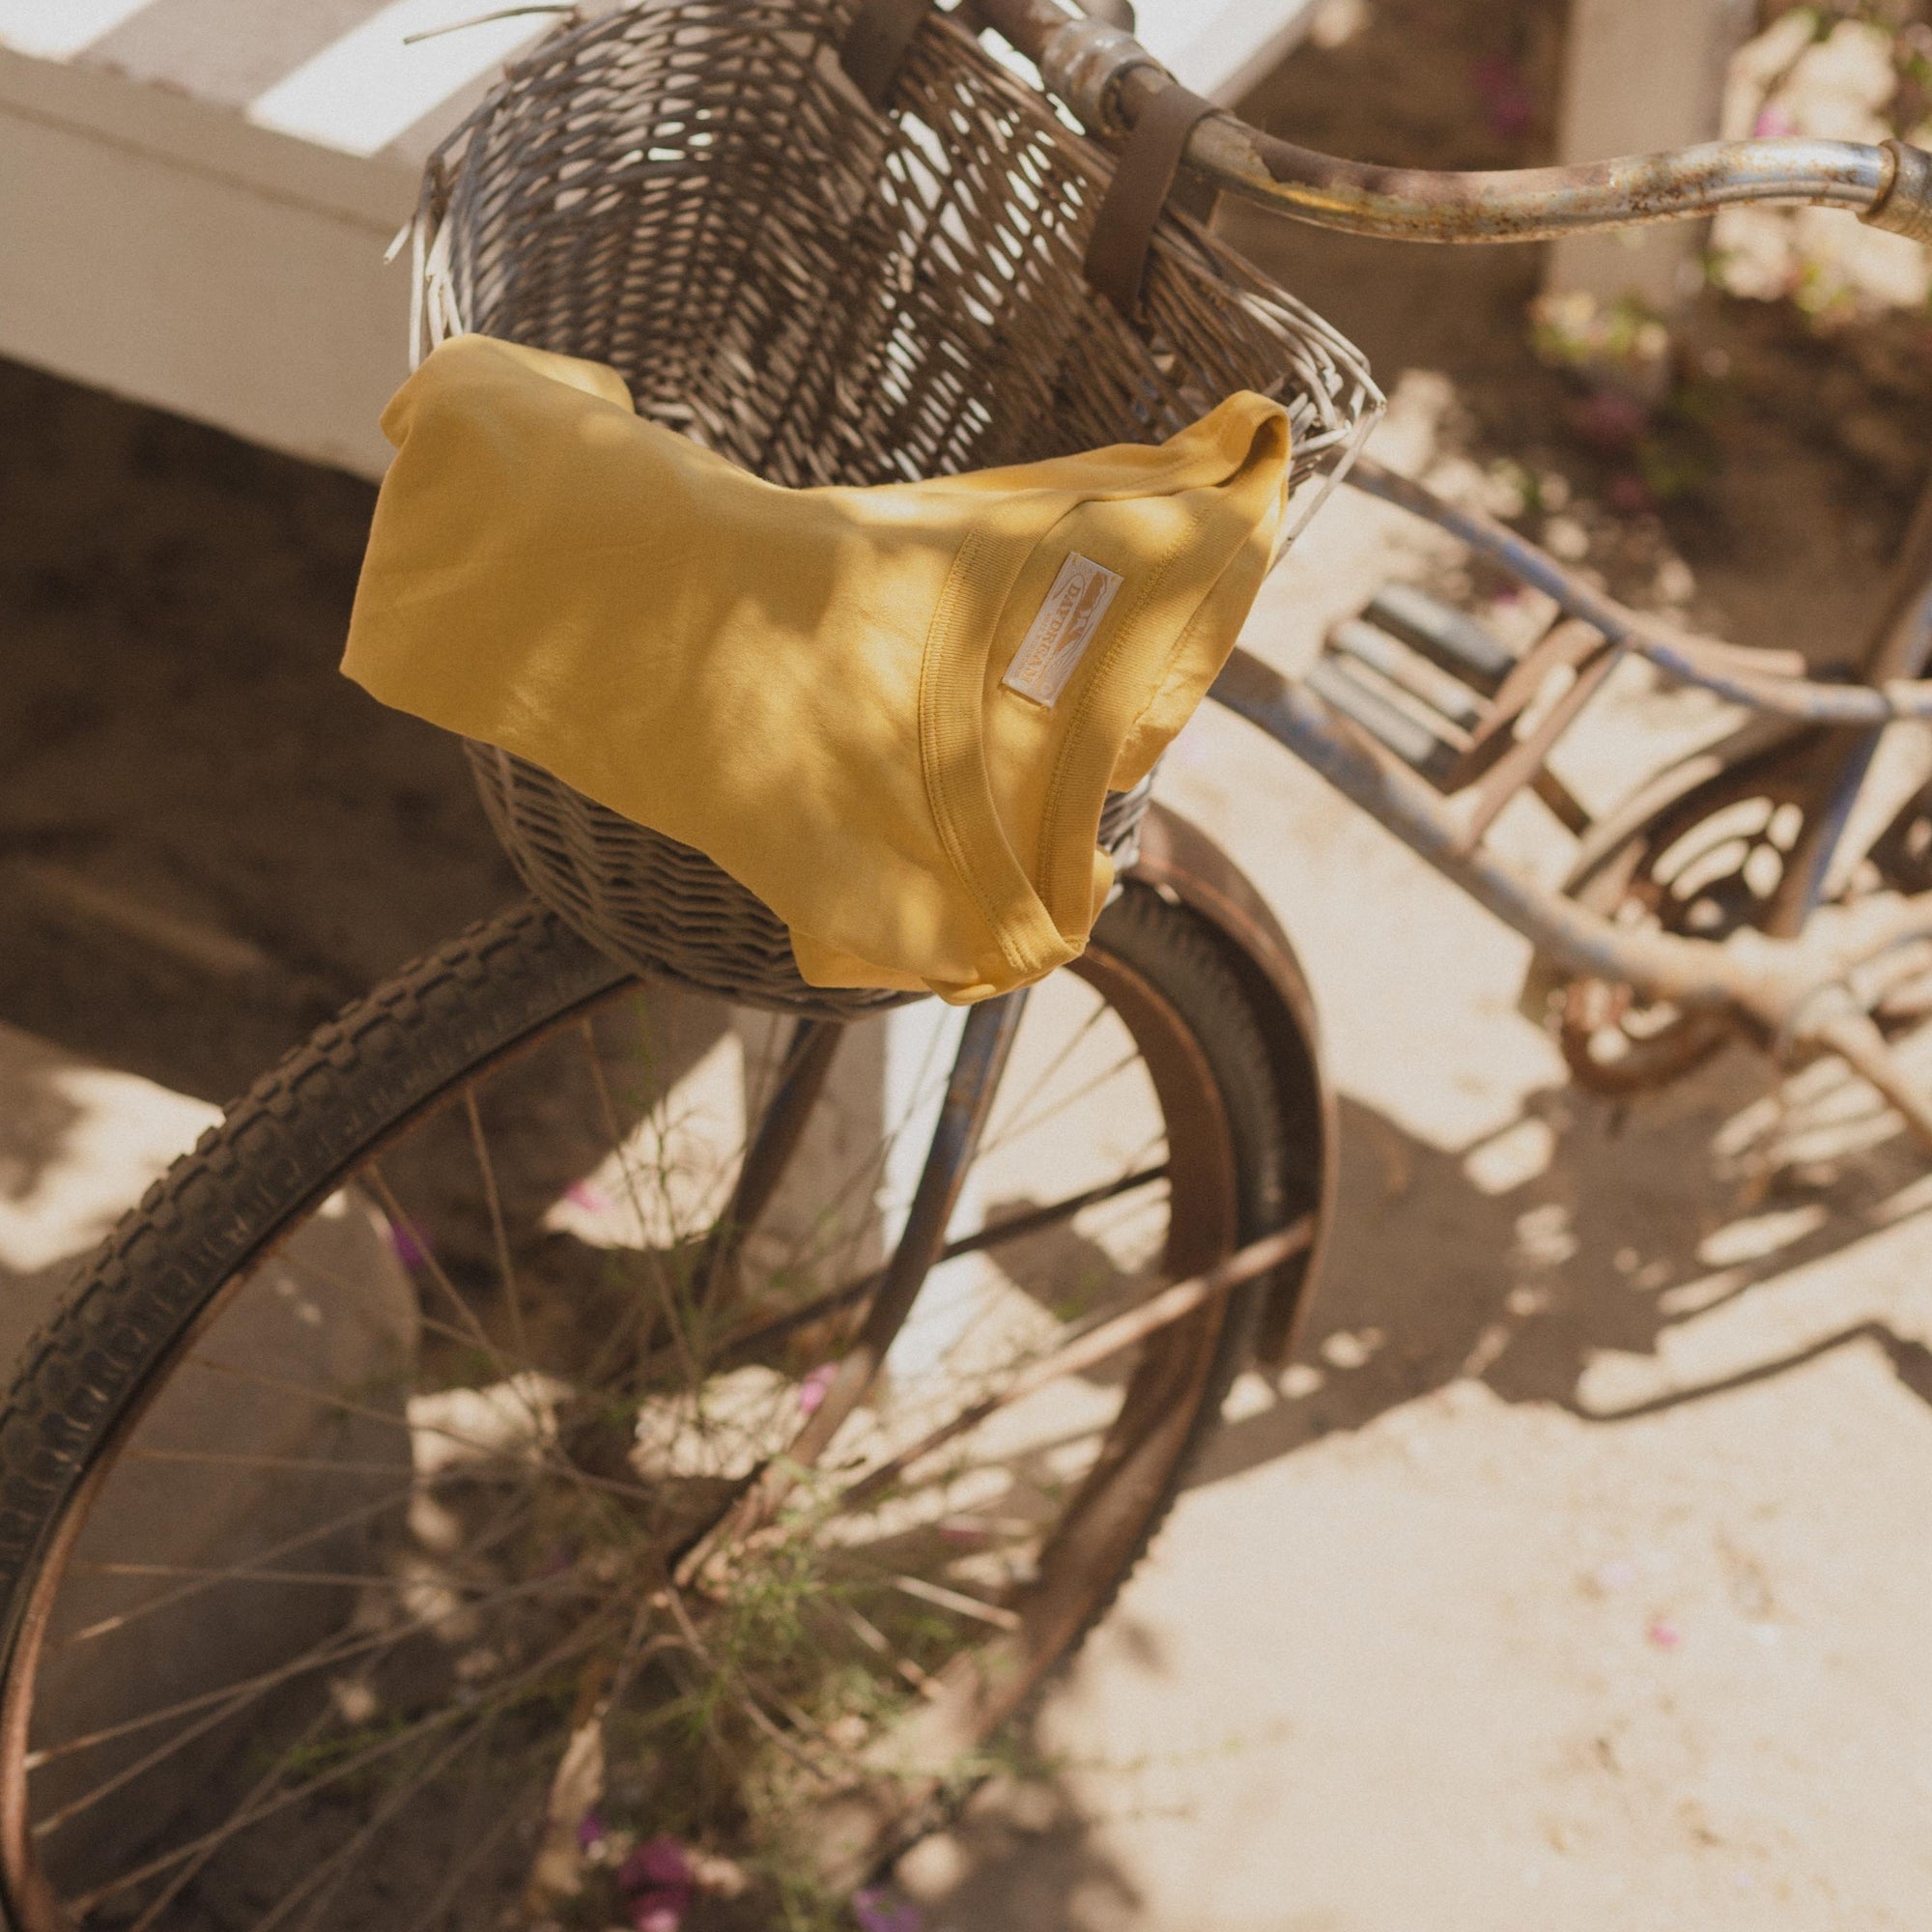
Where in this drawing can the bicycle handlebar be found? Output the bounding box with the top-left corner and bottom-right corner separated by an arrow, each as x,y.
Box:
971,0 -> 1932,245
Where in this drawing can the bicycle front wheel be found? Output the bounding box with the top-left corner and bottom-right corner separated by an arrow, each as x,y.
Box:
0,885 -> 1294,1930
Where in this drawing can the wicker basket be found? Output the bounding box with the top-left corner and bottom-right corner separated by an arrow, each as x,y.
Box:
413,0 -> 1378,1015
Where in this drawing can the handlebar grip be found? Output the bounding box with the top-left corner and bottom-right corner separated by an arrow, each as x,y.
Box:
1865,139 -> 1932,242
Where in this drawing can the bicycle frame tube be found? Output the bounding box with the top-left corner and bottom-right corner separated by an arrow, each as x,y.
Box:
1208,651 -> 1740,1007
1351,464 -> 1932,727
1207,650 -> 1932,1054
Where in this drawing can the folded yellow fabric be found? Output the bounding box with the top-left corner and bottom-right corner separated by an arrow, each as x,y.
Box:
343,335 -> 1291,1001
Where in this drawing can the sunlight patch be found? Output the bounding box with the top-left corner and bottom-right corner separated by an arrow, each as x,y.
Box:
545,1030 -> 746,1250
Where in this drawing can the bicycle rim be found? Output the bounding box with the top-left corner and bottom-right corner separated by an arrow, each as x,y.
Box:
0,889 -> 1283,1930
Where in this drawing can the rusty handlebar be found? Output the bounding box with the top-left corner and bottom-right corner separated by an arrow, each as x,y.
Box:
969,0 -> 1932,246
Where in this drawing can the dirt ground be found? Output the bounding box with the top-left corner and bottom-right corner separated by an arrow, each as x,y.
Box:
7,0 -> 1932,1925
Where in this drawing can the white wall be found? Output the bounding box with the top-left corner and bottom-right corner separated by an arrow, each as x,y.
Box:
1546,0 -> 1756,314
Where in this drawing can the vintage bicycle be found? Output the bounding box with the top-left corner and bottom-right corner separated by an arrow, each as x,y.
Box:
5,1 -> 1932,1925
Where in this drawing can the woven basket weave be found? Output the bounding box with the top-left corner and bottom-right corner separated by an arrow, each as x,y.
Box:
415,0 -> 1378,1015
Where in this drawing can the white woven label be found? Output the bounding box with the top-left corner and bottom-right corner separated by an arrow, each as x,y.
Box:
1001,554 -> 1123,707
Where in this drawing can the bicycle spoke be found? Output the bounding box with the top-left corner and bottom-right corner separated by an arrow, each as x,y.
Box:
880,1573 -> 1021,1632
173,1354 -> 627,1507
56,1477 -> 417,1649
465,1084 -> 532,1367
838,1219 -> 1313,1514
396,1789 -> 540,1932
696,1161 -> 1171,1371
34,1661 -> 310,1845
124,1450 -> 413,1477
34,1557 -> 561,1852
823,1600 -> 942,1701
247,1709 -> 505,1932
122,1697 -> 345,1932
977,997 -> 1112,1160
362,1168 -> 510,1378
73,1604 -> 626,1916
57,1466 -> 559,1652
360,1164 -> 575,1463
165,1361 -> 403,1438
71,1561 -> 470,1591
981,1042 -> 1148,1162
268,1220 -> 596,1423
28,1567 -> 589,1776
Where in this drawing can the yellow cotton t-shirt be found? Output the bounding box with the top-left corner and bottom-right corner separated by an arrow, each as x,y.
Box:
342,335 -> 1290,1002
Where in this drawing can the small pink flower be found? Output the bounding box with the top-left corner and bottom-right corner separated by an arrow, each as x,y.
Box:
567,1179 -> 609,1212
1647,1616 -> 1684,1651
1606,471 -> 1656,519
1570,389 -> 1648,454
576,1808 -> 607,1851
621,1840 -> 694,1932
1471,56 -> 1535,140
1753,103 -> 1796,140
386,1221 -> 428,1269
619,1838 -> 693,1893
798,1364 -> 837,1414
630,1893 -> 688,1932
853,1888 -> 922,1932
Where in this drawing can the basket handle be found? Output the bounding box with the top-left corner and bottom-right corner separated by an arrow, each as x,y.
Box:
840,0 -> 1213,322
839,0 -> 936,106
1083,74 -> 1217,319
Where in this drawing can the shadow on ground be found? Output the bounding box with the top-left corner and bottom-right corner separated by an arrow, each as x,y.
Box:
1206,1064 -> 1932,1475
0,358 -> 515,1104
887,1047 -> 1932,1930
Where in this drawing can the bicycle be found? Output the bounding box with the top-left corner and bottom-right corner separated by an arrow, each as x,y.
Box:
6,2 -> 1932,1926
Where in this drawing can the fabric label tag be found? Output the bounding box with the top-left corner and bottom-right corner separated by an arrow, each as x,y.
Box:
1001,554 -> 1124,707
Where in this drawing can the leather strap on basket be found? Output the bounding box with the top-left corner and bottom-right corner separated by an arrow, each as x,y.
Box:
1084,78 -> 1218,321
840,0 -> 935,107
